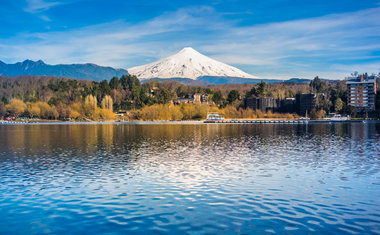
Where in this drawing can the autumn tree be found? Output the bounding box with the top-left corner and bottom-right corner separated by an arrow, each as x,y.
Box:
101,95 -> 113,111
25,102 -> 40,118
334,98 -> 344,113
56,103 -> 71,120
5,99 -> 26,118
310,109 -> 326,119
84,95 -> 98,119
69,102 -> 84,120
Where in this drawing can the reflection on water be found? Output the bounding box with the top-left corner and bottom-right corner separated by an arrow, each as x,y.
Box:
0,123 -> 379,234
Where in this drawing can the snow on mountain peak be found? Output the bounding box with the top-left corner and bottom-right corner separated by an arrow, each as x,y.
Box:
128,47 -> 257,80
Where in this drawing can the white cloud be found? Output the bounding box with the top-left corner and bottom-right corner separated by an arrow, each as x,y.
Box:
24,0 -> 62,13
1,6 -> 380,79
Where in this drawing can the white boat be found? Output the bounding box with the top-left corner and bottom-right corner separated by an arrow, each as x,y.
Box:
205,112 -> 225,123
330,114 -> 350,121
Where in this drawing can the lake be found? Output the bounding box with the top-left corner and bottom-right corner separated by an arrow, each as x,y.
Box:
0,122 -> 379,234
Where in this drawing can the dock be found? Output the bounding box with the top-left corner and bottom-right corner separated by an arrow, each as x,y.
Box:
203,119 -> 364,124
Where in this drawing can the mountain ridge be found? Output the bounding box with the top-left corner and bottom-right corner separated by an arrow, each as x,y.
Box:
0,59 -> 128,81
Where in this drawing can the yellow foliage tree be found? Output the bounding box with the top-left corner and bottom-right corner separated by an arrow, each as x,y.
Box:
221,105 -> 239,119
35,102 -> 51,119
266,110 -> 274,118
180,103 -> 208,120
180,104 -> 197,120
26,102 -> 40,118
101,95 -> 113,111
5,99 -> 26,118
256,110 -> 265,118
84,95 -> 98,120
99,108 -> 115,120
239,108 -> 256,119
169,105 -> 183,120
69,102 -> 85,120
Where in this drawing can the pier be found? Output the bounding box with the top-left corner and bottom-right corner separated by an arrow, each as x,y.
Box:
203,119 -> 364,124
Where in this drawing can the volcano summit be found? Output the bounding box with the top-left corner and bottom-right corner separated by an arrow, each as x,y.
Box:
128,47 -> 258,82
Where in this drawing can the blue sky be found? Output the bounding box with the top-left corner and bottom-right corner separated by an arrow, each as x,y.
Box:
0,0 -> 379,79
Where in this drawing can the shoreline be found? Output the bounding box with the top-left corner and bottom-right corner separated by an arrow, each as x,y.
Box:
0,119 -> 373,125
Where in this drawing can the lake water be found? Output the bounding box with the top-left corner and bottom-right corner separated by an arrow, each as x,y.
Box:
0,122 -> 379,234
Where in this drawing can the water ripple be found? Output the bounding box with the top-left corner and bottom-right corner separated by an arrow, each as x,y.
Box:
0,123 -> 379,234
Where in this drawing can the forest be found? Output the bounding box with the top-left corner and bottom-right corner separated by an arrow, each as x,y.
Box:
0,75 -> 378,121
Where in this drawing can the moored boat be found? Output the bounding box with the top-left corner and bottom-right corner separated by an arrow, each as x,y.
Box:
204,112 -> 225,123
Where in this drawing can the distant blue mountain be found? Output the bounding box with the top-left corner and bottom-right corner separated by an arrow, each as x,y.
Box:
0,60 -> 128,81
197,76 -> 312,85
197,76 -> 270,84
142,76 -> 311,85
144,76 -> 309,85
141,78 -> 210,86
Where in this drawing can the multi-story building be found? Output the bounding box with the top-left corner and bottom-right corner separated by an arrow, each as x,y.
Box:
296,93 -> 316,116
346,75 -> 377,111
246,97 -> 278,113
279,98 -> 296,113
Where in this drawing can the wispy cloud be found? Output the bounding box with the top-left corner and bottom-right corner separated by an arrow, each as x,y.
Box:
24,0 -> 62,13
1,5 -> 380,79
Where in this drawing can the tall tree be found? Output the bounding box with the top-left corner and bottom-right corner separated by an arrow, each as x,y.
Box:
101,95 -> 113,111
227,90 -> 240,103
212,90 -> 223,105
257,81 -> 268,97
109,77 -> 120,90
84,95 -> 98,119
310,76 -> 326,93
99,80 -> 111,95
157,88 -> 173,104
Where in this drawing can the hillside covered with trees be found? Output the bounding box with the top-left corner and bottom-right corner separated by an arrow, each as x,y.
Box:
0,75 -> 378,121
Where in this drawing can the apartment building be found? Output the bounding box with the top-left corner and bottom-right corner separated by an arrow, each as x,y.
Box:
346,75 -> 377,111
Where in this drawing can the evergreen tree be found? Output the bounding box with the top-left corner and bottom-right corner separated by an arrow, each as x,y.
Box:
257,81 -> 268,97
310,76 -> 326,93
109,77 -> 120,90
212,90 -> 223,105
227,90 -> 240,103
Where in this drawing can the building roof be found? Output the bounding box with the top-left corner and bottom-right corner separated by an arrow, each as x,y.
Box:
346,76 -> 377,84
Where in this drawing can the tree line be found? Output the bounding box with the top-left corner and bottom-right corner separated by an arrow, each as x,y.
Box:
0,74 -> 379,120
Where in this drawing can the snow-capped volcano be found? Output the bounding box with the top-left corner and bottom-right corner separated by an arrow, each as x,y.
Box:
128,47 -> 257,80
